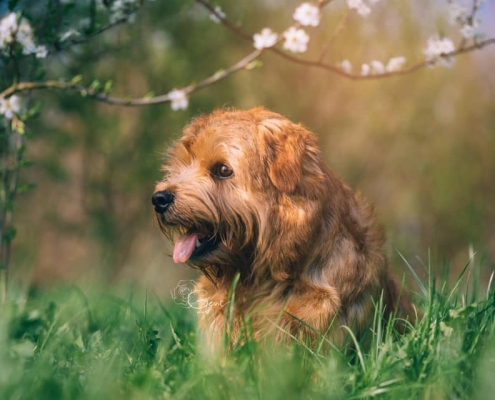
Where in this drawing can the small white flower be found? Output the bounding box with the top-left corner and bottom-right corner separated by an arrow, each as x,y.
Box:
357,4 -> 371,16
0,12 -> 18,34
209,6 -> 226,24
0,12 -> 18,48
110,0 -> 137,23
460,18 -> 480,39
339,59 -> 352,73
0,95 -> 21,119
15,19 -> 32,43
361,63 -> 370,76
370,60 -> 385,74
460,24 -> 475,39
386,56 -> 406,72
283,27 -> 309,53
448,3 -> 468,25
60,29 -> 81,42
21,38 -> 36,55
293,3 -> 320,27
347,0 -> 371,17
35,45 -> 47,58
168,89 -> 188,111
16,19 -> 36,55
423,35 -> 455,67
253,28 -> 278,50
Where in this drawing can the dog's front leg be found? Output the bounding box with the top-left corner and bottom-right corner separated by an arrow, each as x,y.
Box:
274,284 -> 343,345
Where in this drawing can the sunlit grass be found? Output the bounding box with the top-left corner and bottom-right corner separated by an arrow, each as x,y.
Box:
1,256 -> 494,399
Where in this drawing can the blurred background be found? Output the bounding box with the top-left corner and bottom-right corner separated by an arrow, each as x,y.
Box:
10,0 -> 495,294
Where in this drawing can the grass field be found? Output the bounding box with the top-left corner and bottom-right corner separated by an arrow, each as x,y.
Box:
1,258 -> 494,399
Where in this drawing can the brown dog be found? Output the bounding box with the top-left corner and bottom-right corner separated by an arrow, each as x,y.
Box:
152,107 -> 415,347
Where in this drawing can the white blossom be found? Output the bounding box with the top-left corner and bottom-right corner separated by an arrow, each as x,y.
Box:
21,38 -> 36,55
370,60 -> 385,74
16,19 -> 32,43
60,29 -> 81,42
347,0 -> 371,17
460,18 -> 480,39
386,56 -> 406,72
168,89 -> 188,111
253,28 -> 278,50
0,13 -> 48,57
448,3 -> 468,25
110,0 -> 138,24
460,24 -> 474,39
293,3 -> 320,27
339,60 -> 352,73
283,27 -> 309,53
361,63 -> 370,76
423,35 -> 455,67
35,45 -> 48,58
0,12 -> 18,48
0,95 -> 21,119
209,6 -> 226,24
1,13 -> 17,33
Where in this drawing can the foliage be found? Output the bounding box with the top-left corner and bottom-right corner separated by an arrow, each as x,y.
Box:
0,260 -> 494,399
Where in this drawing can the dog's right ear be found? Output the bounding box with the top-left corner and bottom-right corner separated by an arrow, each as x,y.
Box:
257,118 -> 308,194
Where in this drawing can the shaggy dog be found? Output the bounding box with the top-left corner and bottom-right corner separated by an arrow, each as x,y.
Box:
152,107 -> 415,346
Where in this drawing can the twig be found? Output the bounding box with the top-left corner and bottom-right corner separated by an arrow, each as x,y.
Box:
55,3 -> 143,51
0,49 -> 263,106
318,10 -> 349,62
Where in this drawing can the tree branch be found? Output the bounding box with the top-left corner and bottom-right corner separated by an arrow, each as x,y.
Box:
195,0 -> 495,80
0,49 -> 263,106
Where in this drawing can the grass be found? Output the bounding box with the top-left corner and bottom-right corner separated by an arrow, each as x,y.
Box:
1,259 -> 495,400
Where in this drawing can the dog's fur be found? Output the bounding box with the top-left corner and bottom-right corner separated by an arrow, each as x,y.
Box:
153,107 -> 415,346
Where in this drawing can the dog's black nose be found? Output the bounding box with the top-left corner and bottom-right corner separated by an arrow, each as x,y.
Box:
152,190 -> 174,213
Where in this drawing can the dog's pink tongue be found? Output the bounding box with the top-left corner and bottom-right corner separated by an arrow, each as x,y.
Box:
173,232 -> 200,263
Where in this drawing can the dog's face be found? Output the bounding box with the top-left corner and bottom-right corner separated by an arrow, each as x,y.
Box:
152,107 -> 327,277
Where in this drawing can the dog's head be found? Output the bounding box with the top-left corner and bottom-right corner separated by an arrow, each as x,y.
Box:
152,107 -> 327,279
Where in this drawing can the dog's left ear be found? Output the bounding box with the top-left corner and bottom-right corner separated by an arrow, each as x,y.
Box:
257,118 -> 308,194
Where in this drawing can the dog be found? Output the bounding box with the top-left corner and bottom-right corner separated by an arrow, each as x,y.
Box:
152,107 -> 416,347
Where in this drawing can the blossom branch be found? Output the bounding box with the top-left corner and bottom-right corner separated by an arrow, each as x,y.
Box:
196,0 -> 495,80
0,49 -> 263,106
267,37 -> 495,80
1,0 -> 494,111
55,4 -> 144,51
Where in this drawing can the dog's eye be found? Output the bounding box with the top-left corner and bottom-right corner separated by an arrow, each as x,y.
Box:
211,163 -> 234,179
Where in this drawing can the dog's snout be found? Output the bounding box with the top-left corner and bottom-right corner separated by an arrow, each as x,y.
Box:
152,190 -> 174,213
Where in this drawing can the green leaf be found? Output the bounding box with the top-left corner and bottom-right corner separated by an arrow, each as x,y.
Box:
25,100 -> 43,119
245,60 -> 263,70
104,80 -> 113,94
70,75 -> 83,84
89,80 -> 101,92
74,335 -> 85,351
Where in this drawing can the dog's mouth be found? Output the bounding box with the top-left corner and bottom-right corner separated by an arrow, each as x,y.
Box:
173,228 -> 219,263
